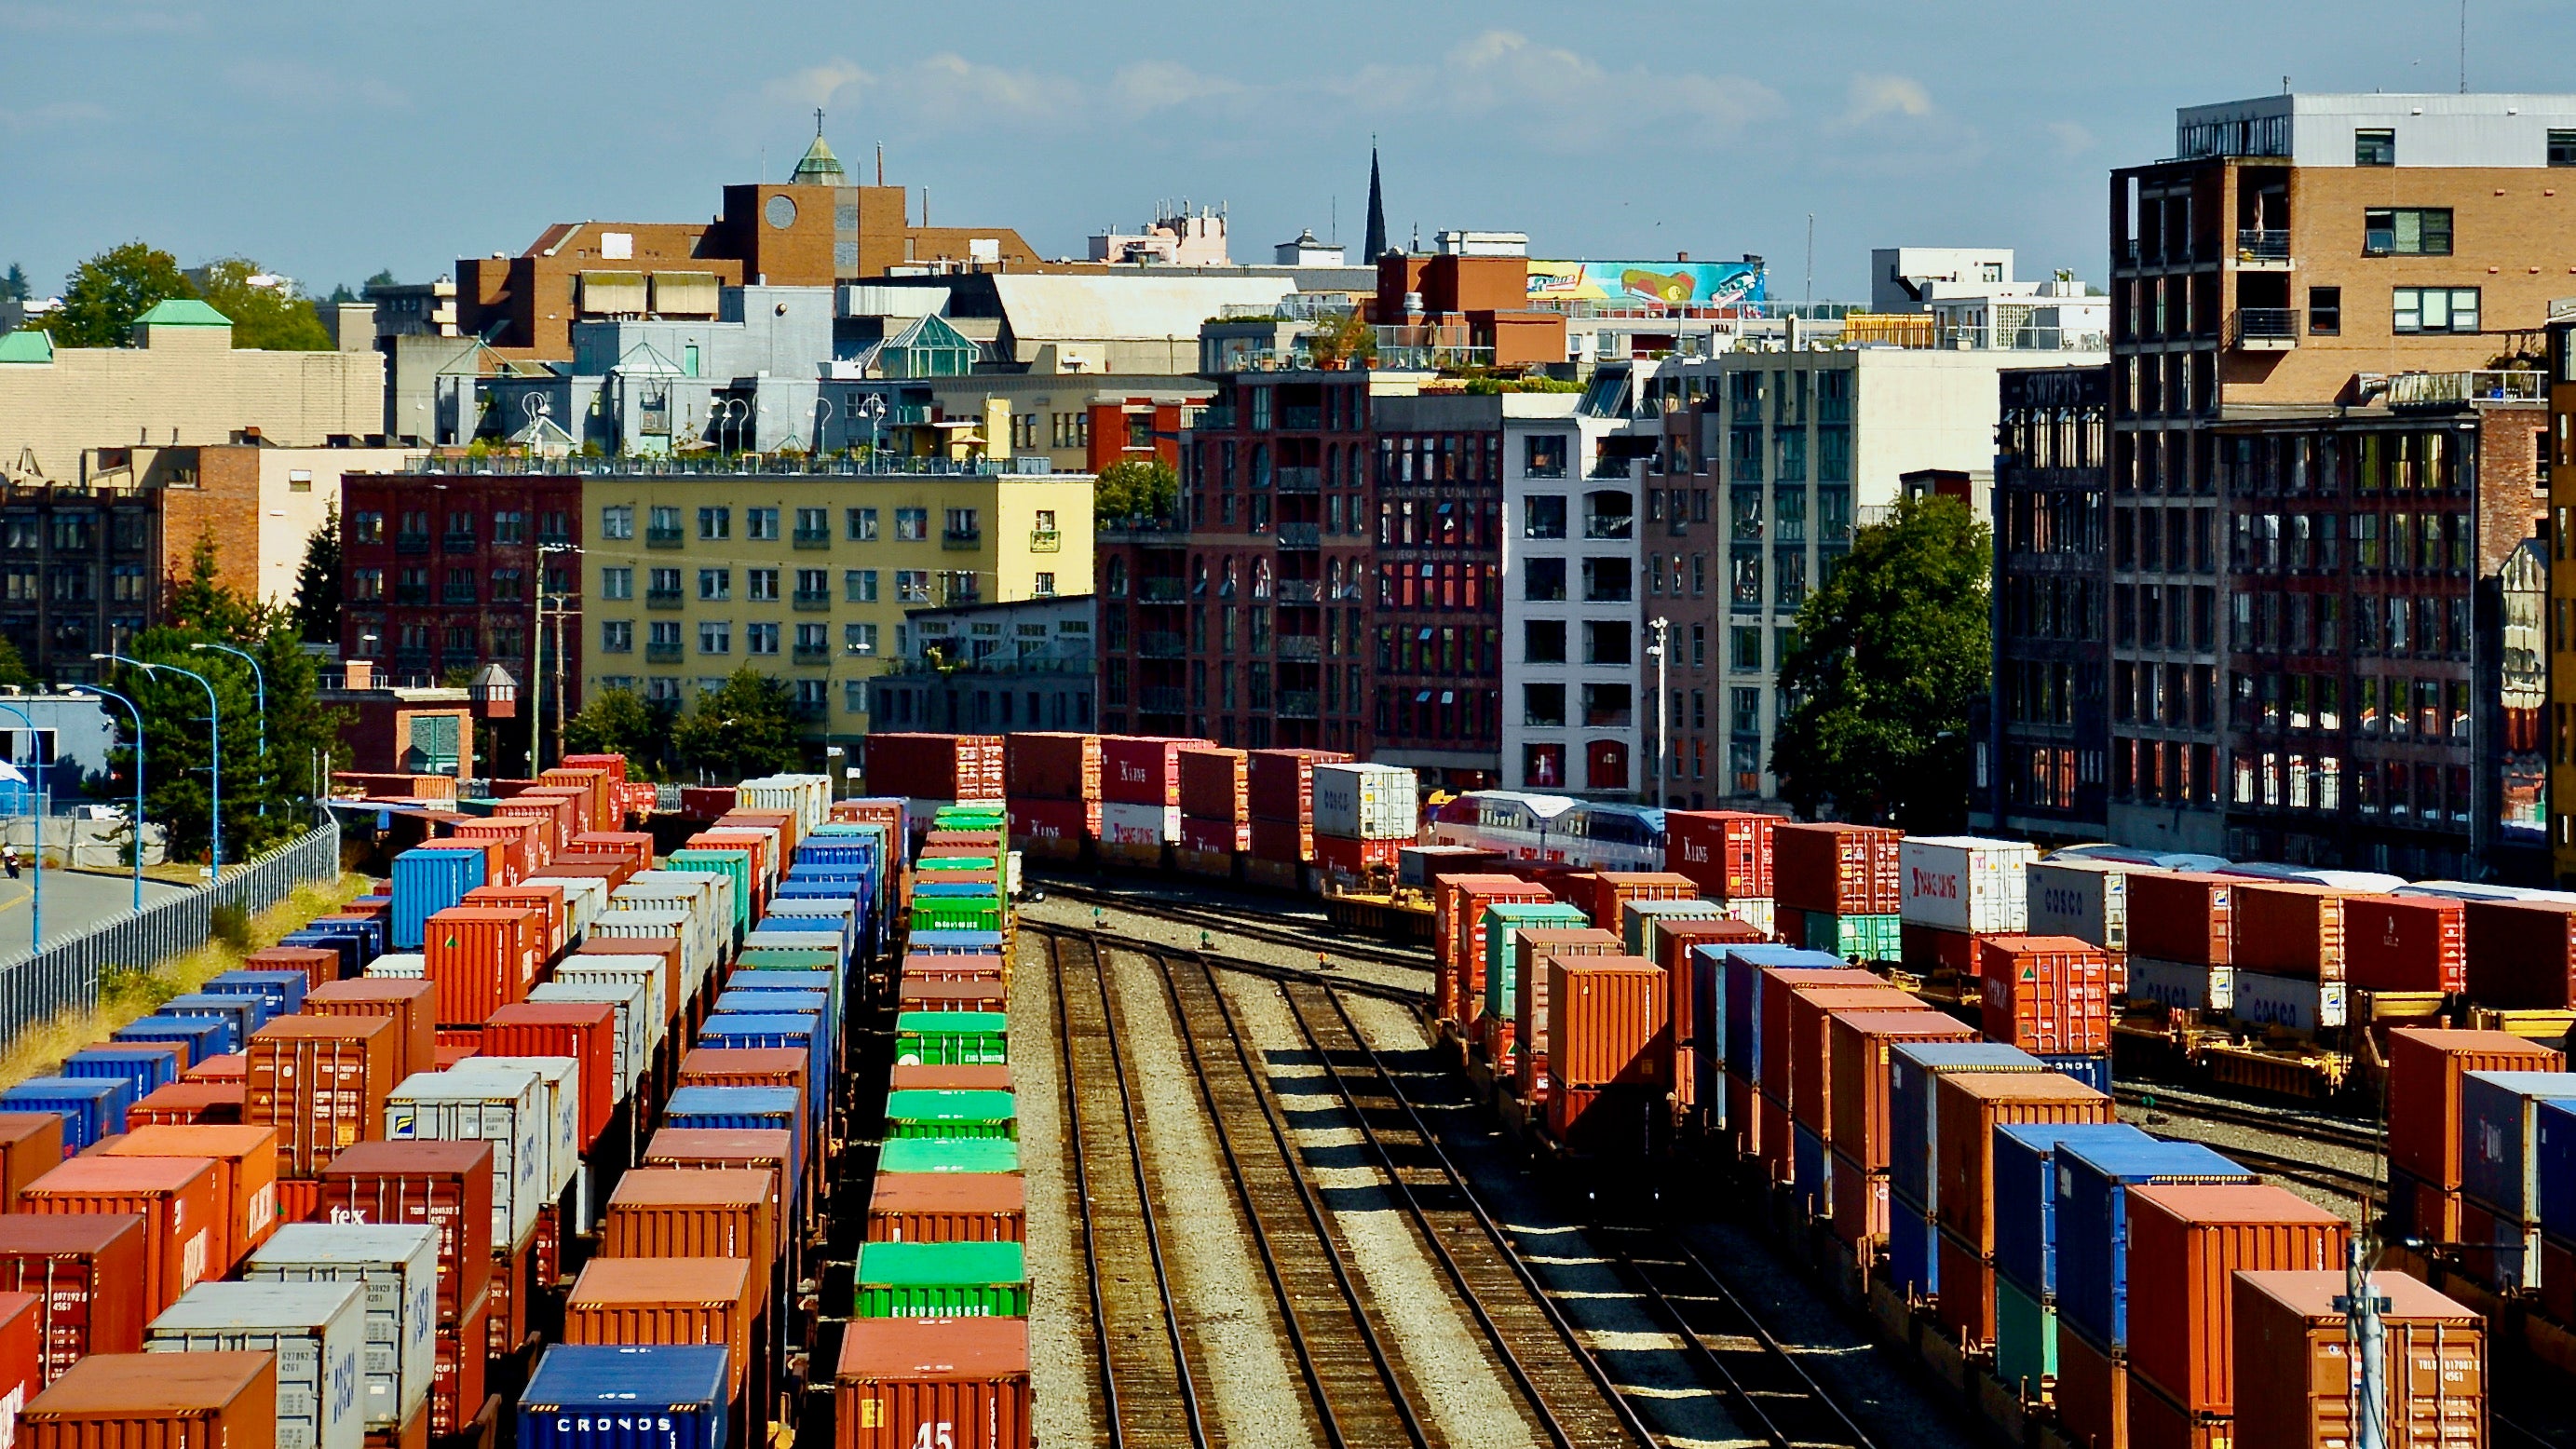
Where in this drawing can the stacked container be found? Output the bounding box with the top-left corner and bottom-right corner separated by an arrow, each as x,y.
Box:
1309,762 -> 1418,887
2227,882 -> 2352,1034
1660,809 -> 1775,907
1174,747 -> 1251,878
1436,875 -> 1554,1025
1242,748 -> 1350,888
2461,898 -> 2576,1009
1475,901 -> 1588,1061
2024,857 -> 2148,990
1823,1009 -> 1977,1252
1004,731 -> 1102,865
2123,871 -> 2237,1015
2341,893 -> 2467,994
2460,1068 -> 2576,1293
2384,1027 -> 2562,1246
2230,1271 -> 2484,1448
1975,934 -> 2112,1074
1929,1070 -> 2115,1349
1985,1121 -> 2156,1394
1098,737 -> 1205,868
1897,835 -> 2035,978
1511,928 -> 1620,1101
1543,956 -> 1669,1156
1773,824 -> 1901,962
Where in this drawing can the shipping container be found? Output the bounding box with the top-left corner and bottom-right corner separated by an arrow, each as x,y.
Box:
2054,1323 -> 2122,1449
100,1126 -> 278,1273
2121,1184 -> 2351,1415
247,1015 -> 399,1179
1989,1122 -> 2157,1300
2226,969 -> 2347,1034
420,907 -> 543,1026
891,1064 -> 1013,1094
2126,955 -> 2234,1014
1246,747 -> 1351,821
1173,747 -> 1249,822
1826,1010 -> 1980,1170
1477,903 -> 1590,1027
2462,898 -> 2576,1008
1775,984 -> 1929,1119
162,992 -> 269,1047
897,1012 -> 1009,1067
2460,1069 -> 2576,1226
314,1140 -> 496,1323
382,1069 -> 548,1253
1773,823 -> 1900,915
2387,1027 -> 2563,1191
1795,910 -> 1903,965
1899,836 -> 2036,934
599,1171 -> 774,1299
1545,956 -> 1669,1090
1310,763 -> 1418,840
1006,731 -> 1102,802
2054,1139 -> 2262,1352
1509,928 -> 1621,1095
0,1215 -> 148,1381
2229,1271 -> 2483,1449
2229,882 -> 2352,982
242,1223 -> 438,1433
301,981 -> 439,1088
20,1156 -> 221,1315
2026,858 -> 2143,954
563,1257 -> 756,1401
1977,935 -> 2113,1054
885,1090 -> 1018,1142
1932,1071 -> 2116,1252
835,1317 -> 1029,1449
875,1140 -> 1021,1176
853,1240 -> 1027,1319
2335,894 -> 2465,994
145,1280 -> 368,1449
0,1078 -> 123,1152
207,968 -> 314,1018
112,1014 -> 229,1066
2125,872 -> 2236,967
1661,810 -> 1774,900
866,1173 -> 1027,1244
481,1004 -> 618,1149
519,1344 -> 729,1449
0,1114 -> 63,1190
20,1350 -> 275,1447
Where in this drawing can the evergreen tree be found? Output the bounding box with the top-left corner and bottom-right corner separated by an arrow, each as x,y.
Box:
291,508 -> 341,643
1,264 -> 27,304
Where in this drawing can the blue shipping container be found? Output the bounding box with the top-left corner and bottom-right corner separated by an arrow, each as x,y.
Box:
793,841 -> 875,870
305,914 -> 387,963
2461,1070 -> 2576,1226
906,930 -> 1005,955
662,1086 -> 805,1198
115,1013 -> 232,1063
2538,1098 -> 2576,1244
61,1046 -> 179,1102
1722,945 -> 1847,1087
278,928 -> 364,981
2,1077 -> 128,1147
1991,1122 -> 2153,1299
393,850 -> 487,952
203,969 -> 311,1016
2037,1052 -> 2114,1096
1792,1122 -> 1828,1219
2054,1138 -> 2257,1350
1888,1041 -> 2049,1210
519,1343 -> 729,1449
1690,944 -> 1728,1126
1888,1188 -> 1938,1297
698,1014 -> 828,1129
162,991 -> 269,1042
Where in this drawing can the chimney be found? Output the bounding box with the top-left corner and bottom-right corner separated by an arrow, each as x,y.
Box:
1676,251 -> 1690,264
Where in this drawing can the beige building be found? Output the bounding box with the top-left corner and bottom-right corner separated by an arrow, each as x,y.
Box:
83,441 -> 415,608
0,300 -> 385,484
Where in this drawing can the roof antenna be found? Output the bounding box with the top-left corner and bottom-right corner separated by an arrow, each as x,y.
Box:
875,142 -> 884,187
2459,0 -> 2468,92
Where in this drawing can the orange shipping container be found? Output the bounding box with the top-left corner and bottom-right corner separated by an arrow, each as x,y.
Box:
2230,1270 -> 2483,1449
573,833 -> 657,870
2122,1184 -> 2351,1416
241,945 -> 340,992
99,1125 -> 279,1273
1778,985 -> 1929,1123
245,1014 -> 400,1178
22,1350 -> 276,1449
451,819 -> 546,882
835,1317 -> 1030,1449
463,884 -> 569,958
493,795 -> 578,852
422,906 -> 544,1026
19,1156 -> 223,1315
2230,883 -> 2350,982
2386,1027 -> 2563,1190
1826,1009 -> 1979,1169
564,1257 -> 756,1402
304,979 -> 440,1083
866,1173 -> 1026,1244
1977,935 -> 2113,1054
1575,872 -> 1699,933
889,1064 -> 1012,1094
599,1171 -> 776,1309
1545,955 -> 1670,1090
638,1131 -> 792,1263
677,1050 -> 812,1108
1933,1072 -> 2114,1252
1513,930 -> 1623,1097
0,1114 -> 63,1193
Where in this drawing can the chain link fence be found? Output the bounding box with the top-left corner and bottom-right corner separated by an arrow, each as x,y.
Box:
0,817 -> 344,1049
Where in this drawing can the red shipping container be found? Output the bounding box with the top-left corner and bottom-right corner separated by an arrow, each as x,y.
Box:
2341,894 -> 2467,994
431,1286 -> 488,1436
836,1318 -> 1031,1449
1178,816 -> 1250,854
304,978 -> 441,1083
2126,872 -> 2237,967
19,1157 -> 221,1316
561,752 -> 628,784
422,905 -> 544,1026
1545,955 -> 1669,1090
899,980 -> 1009,1013
890,1064 -> 1012,1093
1101,736 -> 1206,806
242,944 -> 340,991
185,1053 -> 246,1083
1898,922 -> 1989,978
126,1082 -> 244,1129
573,832 -> 657,869
246,1014 -> 399,1178
1934,1072 -> 2115,1250
1828,1149 -> 1891,1249
314,1139 -> 496,1320
2121,1184 -> 2350,1415
1245,747 -> 1351,821
864,733 -> 1005,801
1754,967 -> 1885,1104
1246,815 -> 1314,864
1006,732 -> 1102,801
599,1170 -> 776,1293
2230,883 -> 2349,982
866,1174 -> 1025,1243
453,817 -> 548,881
2462,899 -> 2576,1009
274,1177 -> 319,1226
639,1131 -> 793,1266
481,1001 -> 618,1151
0,1291 -> 38,1439
1661,810 -> 1775,900
462,883 -> 568,958
2385,1027 -> 2563,1190
1574,872 -> 1698,933
1933,1227 -> 1996,1347
1658,918 -> 1768,1048
1827,1009 -> 1978,1167
1783,987 -> 1935,1128
565,1257 -> 756,1402
22,1351 -> 277,1447
1177,748 -> 1250,822
1010,798 -> 1097,858
0,1215 -> 148,1383
0,1115 -> 62,1186
1314,833 -> 1400,879
1772,823 -> 1900,915
100,1125 -> 280,1274
493,794 -> 578,852
678,785 -> 739,820
2056,1322 -> 2126,1449
574,936 -> 685,1025
1978,935 -> 2113,1054
898,954 -> 1005,985
2230,1270 -> 2484,1449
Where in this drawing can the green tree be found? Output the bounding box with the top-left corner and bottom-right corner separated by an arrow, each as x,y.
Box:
1770,494 -> 1991,831
0,637 -> 33,690
291,508 -> 341,644
38,243 -> 190,348
187,258 -> 332,351
363,269 -> 398,291
1,264 -> 26,303
563,687 -> 671,779
1094,458 -> 1179,522
671,669 -> 804,779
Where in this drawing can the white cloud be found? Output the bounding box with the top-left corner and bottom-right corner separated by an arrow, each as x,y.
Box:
2045,120 -> 2095,156
1844,73 -> 1935,127
762,52 -> 1077,130
1110,60 -> 1244,117
1350,30 -> 1778,149
225,58 -> 405,111
0,99 -> 106,133
766,59 -> 869,112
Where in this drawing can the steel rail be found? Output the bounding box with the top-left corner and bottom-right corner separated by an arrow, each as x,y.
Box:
1034,875 -> 1430,969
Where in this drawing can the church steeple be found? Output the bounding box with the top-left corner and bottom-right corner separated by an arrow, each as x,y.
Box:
1363,142 -> 1388,261
791,110 -> 847,185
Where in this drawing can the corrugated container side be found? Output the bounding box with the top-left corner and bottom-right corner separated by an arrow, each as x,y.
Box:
2025,859 -> 2135,953
19,1158 -> 222,1317
2230,1270 -> 2484,1449
1773,823 -> 1900,915
245,1015 -> 399,1179
2461,899 -> 2576,1009
1898,836 -> 2036,934
1544,957 -> 1669,1090
1977,935 -> 2113,1054
2341,893 -> 2467,994
0,1215 -> 149,1382
2461,1069 -> 2576,1224
865,1173 -> 1028,1244
2230,882 -> 2349,981
1661,811 -> 1775,900
518,1344 -> 728,1449
1176,748 -> 1250,822
2125,872 -> 2234,966
563,1257 -> 755,1402
1932,1073 -> 2114,1250
835,1317 -> 1031,1449
1826,1010 -> 1978,1169
20,1350 -> 276,1446
2121,1185 -> 2352,1415
2386,1028 -> 2562,1191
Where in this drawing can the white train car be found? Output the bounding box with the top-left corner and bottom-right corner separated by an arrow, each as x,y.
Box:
1544,803 -> 1668,873
1428,791 -> 1578,860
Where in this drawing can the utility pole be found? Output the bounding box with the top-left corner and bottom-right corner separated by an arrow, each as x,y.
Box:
1649,616 -> 1671,806
2339,1237 -> 2391,1449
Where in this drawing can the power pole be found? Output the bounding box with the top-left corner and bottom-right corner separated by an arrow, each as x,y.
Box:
1649,616 -> 1671,806
2339,1238 -> 2391,1449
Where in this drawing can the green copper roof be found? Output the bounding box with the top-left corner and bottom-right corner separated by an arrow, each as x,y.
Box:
0,332 -> 54,364
135,298 -> 231,327
791,134 -> 847,183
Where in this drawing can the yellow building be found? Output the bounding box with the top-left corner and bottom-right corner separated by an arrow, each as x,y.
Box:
580,464 -> 1094,750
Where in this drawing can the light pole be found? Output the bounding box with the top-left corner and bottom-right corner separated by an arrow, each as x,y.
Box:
0,701 -> 43,953
190,643 -> 265,816
1648,616 -> 1671,807
97,653 -> 221,875
69,684 -> 143,914
532,543 -> 581,774
854,392 -> 887,470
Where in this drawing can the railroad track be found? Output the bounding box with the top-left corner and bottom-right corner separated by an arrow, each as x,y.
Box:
2114,1081 -> 2383,1155
1032,875 -> 1432,972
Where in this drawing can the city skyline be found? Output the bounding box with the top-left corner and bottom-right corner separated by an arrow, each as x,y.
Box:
8,0 -> 2570,305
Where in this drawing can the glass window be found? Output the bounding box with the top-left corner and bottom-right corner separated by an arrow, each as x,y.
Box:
896,508 -> 929,541
746,622 -> 780,655
698,507 -> 730,540
1524,435 -> 1568,479
1523,683 -> 1566,727
1524,557 -> 1567,602
2393,287 -> 2480,334
2363,208 -> 2452,256
600,506 -> 633,540
1524,495 -> 1567,539
492,510 -> 525,545
2309,286 -> 2342,335
746,508 -> 780,541
601,621 -> 633,652
846,622 -> 878,655
846,568 -> 877,602
698,568 -> 730,601
847,507 -> 878,540
600,567 -> 632,601
1524,618 -> 1566,663
748,568 -> 780,602
698,621 -> 730,654
2355,129 -> 2395,166
649,506 -> 680,535
2554,129 -> 2576,167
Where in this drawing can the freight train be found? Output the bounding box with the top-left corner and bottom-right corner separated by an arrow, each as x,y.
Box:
0,760 -> 1038,1449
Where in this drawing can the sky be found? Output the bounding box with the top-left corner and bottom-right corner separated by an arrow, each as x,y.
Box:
6,0 -> 2572,305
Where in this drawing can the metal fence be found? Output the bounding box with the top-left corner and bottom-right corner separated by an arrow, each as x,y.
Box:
0,817 -> 343,1050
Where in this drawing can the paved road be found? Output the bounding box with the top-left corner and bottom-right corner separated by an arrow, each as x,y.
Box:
0,868 -> 194,955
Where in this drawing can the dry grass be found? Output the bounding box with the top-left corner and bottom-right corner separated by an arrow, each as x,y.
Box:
0,872 -> 373,1090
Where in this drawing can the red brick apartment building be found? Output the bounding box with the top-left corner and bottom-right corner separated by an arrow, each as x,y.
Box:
338,470 -> 582,713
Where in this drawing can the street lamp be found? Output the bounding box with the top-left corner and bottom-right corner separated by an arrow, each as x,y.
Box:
190,643 -> 265,817
68,685 -> 143,914
95,653 -> 221,875
532,543 -> 581,774
0,700 -> 44,953
1647,616 -> 1671,807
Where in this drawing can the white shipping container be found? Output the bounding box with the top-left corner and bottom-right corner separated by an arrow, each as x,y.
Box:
452,1056 -> 579,1202
384,1068 -> 547,1251
147,1281 -> 369,1449
2229,969 -> 2347,1032
243,1224 -> 439,1431
594,907 -> 712,997
519,875 -> 608,943
363,953 -> 425,981
1098,801 -> 1180,846
1900,836 -> 2038,934
550,954 -> 670,1050
530,980 -> 650,1092
1720,898 -> 1777,938
1312,763 -> 1419,841
2026,859 -> 2149,953
1622,900 -> 1725,959
2126,956 -> 2234,1014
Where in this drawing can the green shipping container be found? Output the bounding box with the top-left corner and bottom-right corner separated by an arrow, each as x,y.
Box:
737,947 -> 840,972
1483,902 -> 1591,1022
668,848 -> 753,934
1800,910 -> 1901,964
917,855 -> 999,873
878,1137 -> 1021,1174
884,1089 -> 1018,1140
911,899 -> 1004,934
1994,1274 -> 2055,1396
853,1240 -> 1029,1319
931,809 -> 1006,832
897,1010 -> 1009,1065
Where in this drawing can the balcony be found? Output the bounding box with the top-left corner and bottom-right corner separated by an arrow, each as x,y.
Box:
793,589 -> 832,611
1589,458 -> 1638,481
793,528 -> 831,549
394,533 -> 430,555
645,641 -> 683,663
1281,405 -> 1322,430
1276,522 -> 1320,550
1280,690 -> 1320,720
2230,308 -> 2298,350
2385,369 -> 2545,407
793,644 -> 831,665
1140,685 -> 1186,714
645,525 -> 684,548
393,585 -> 430,605
441,533 -> 475,553
1274,467 -> 1321,494
1141,631 -> 1186,658
1583,516 -> 1634,541
441,587 -> 477,606
1275,580 -> 1322,604
2235,228 -> 2291,266
646,588 -> 682,610
790,701 -> 828,723
1276,634 -> 1322,660
942,529 -> 983,551
1139,577 -> 1186,603
1584,707 -> 1634,728
1028,529 -> 1062,553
